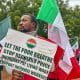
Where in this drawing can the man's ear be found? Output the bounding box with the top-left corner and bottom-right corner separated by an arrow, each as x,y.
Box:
32,22 -> 36,29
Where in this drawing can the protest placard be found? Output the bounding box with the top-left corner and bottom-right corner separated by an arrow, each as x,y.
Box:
0,29 -> 57,80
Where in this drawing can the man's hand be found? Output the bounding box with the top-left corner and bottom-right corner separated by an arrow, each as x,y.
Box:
12,69 -> 24,80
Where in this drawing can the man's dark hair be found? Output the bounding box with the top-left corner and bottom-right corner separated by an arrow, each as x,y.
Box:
23,13 -> 37,28
30,15 -> 37,28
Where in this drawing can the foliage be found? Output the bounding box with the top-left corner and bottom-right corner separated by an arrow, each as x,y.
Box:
0,0 -> 80,40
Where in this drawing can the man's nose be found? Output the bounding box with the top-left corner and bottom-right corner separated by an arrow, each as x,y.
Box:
19,21 -> 24,30
19,21 -> 23,26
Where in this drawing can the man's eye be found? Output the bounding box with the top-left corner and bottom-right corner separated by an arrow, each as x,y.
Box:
21,19 -> 27,22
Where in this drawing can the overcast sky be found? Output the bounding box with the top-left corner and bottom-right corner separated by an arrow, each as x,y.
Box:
64,0 -> 80,7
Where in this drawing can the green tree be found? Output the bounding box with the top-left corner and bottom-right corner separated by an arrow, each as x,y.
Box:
0,0 -> 80,42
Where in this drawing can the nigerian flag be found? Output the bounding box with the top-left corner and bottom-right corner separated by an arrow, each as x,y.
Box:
0,17 -> 11,40
37,0 -> 76,79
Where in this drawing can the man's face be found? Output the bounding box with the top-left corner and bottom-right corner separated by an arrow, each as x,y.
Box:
19,15 -> 34,32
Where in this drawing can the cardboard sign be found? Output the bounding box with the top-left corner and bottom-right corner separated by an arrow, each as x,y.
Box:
1,29 -> 57,80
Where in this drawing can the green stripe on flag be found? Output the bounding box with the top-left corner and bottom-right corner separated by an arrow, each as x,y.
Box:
37,0 -> 59,24
70,38 -> 78,46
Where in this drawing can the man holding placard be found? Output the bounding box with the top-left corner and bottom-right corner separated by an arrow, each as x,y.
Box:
1,14 -> 63,80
